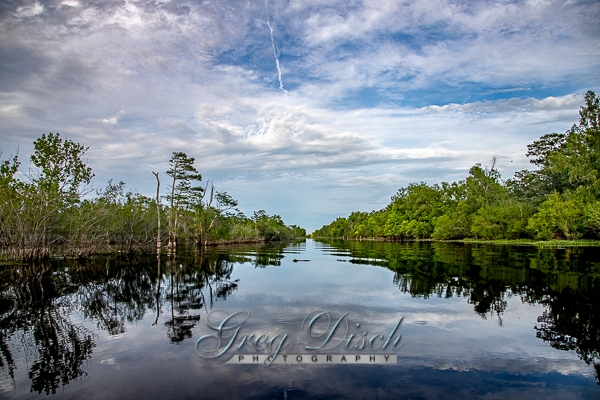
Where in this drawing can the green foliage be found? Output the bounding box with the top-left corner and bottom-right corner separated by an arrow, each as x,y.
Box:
31,132 -> 94,205
165,152 -> 203,246
385,183 -> 443,238
506,169 -> 560,206
0,134 -> 96,258
431,212 -> 471,239
252,210 -> 294,241
584,201 -> 600,234
527,192 -> 586,240
1,136 -> 304,259
288,225 -> 307,237
0,153 -> 20,188
534,91 -> 600,196
111,192 -> 158,252
524,91 -> 600,240
471,201 -> 532,240
465,162 -> 505,208
0,152 -> 21,250
350,212 -> 371,237
166,152 -> 202,187
313,90 -> 600,242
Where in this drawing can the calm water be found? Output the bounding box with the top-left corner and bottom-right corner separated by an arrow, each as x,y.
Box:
0,239 -> 599,399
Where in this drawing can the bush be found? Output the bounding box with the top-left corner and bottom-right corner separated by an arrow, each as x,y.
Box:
471,202 -> 532,239
527,192 -> 585,239
432,212 -> 471,239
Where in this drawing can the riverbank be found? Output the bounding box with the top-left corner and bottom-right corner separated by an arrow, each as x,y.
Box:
312,236 -> 600,247
456,238 -> 600,247
0,236 -> 307,263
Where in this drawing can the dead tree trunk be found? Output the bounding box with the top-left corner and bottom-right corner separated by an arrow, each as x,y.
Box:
152,171 -> 162,253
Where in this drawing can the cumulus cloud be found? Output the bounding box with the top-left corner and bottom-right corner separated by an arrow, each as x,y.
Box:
420,94 -> 584,114
0,0 -> 598,230
101,110 -> 126,125
15,1 -> 44,18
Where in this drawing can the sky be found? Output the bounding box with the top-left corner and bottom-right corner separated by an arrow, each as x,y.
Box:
1,0 -> 599,232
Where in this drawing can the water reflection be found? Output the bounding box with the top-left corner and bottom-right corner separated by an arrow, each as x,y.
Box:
214,240 -> 300,268
0,261 -> 95,395
0,243 -> 286,394
316,238 -> 600,384
0,239 -> 599,397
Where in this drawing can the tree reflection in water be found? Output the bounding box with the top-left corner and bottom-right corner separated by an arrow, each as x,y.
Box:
0,244 -> 260,393
534,287 -> 600,384
0,261 -> 94,395
317,239 -> 600,384
2,240 -> 598,392
163,250 -> 238,343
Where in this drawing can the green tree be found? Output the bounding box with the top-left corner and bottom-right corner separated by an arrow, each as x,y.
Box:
432,161 -> 507,239
288,225 -> 307,237
527,192 -> 586,239
431,180 -> 471,239
1,133 -> 94,258
464,160 -> 507,210
551,91 -> 600,195
188,184 -> 240,246
471,200 -> 532,239
520,91 -> 600,198
384,183 -> 443,238
31,133 -> 94,255
0,152 -> 21,251
520,91 -> 600,239
30,132 -> 94,206
165,152 -> 202,249
252,210 -> 293,241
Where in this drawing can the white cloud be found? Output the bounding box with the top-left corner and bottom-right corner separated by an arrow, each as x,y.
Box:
420,94 -> 584,114
15,2 -> 44,18
60,0 -> 81,8
101,110 -> 126,125
0,0 -> 598,230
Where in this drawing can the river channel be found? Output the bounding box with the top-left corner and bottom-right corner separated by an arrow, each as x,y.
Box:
0,239 -> 598,399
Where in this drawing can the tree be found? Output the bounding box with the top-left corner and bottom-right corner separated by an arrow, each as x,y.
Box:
152,171 -> 162,252
288,225 -> 307,237
31,133 -> 94,255
188,181 -> 215,247
165,152 -> 202,249
527,192 -> 586,240
0,133 -> 94,258
251,210 -> 293,241
30,132 -> 94,206
523,91 -> 600,197
0,152 -> 21,251
471,200 -> 532,239
464,159 -> 507,210
521,91 -> 600,239
384,182 -> 443,239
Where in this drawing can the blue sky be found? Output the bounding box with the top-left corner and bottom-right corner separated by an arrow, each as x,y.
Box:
1,0 -> 599,232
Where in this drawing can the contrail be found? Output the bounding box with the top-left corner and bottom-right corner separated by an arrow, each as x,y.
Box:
268,19 -> 288,99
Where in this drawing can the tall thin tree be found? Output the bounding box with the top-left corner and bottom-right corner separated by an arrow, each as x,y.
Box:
152,171 -> 161,252
165,152 -> 202,249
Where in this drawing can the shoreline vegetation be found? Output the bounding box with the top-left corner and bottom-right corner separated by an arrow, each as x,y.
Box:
0,135 -> 306,260
312,90 -> 600,243
311,236 -> 600,247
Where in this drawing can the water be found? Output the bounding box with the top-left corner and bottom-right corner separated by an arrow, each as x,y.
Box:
0,239 -> 599,399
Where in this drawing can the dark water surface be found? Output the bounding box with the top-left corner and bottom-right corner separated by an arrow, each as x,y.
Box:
1,239 -> 599,399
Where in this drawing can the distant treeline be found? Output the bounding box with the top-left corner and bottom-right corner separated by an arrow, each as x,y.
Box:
313,90 -> 600,241
0,135 -> 306,259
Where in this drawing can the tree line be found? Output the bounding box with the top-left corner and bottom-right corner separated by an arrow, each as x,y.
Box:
313,90 -> 600,241
0,135 -> 306,259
